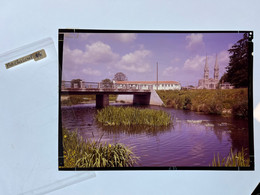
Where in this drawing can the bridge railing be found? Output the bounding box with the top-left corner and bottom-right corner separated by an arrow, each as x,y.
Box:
61,81 -> 153,91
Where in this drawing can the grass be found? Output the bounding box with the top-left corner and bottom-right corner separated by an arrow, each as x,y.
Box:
62,128 -> 139,168
211,148 -> 250,167
61,95 -> 117,106
95,106 -> 172,127
157,88 -> 248,118
98,123 -> 171,136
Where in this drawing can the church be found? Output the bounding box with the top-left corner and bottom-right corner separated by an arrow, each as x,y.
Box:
197,55 -> 219,89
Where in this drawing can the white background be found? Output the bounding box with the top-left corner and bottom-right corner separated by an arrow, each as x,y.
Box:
1,0 -> 259,194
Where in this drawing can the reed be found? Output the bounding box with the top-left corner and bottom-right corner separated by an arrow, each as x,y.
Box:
211,148 -> 250,167
62,128 -> 139,168
95,106 -> 172,127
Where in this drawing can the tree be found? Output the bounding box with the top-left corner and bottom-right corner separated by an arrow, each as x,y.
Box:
101,78 -> 113,89
219,72 -> 228,84
113,72 -> 128,81
223,33 -> 250,88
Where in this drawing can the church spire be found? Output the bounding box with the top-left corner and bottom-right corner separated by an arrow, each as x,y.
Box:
214,54 -> 219,80
204,55 -> 209,79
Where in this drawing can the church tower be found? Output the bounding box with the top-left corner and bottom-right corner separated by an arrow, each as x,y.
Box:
204,55 -> 209,79
214,54 -> 219,80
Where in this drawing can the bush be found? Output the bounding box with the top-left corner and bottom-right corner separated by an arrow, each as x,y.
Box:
232,100 -> 248,118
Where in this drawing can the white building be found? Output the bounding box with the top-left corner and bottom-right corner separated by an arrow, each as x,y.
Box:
220,82 -> 234,89
115,81 -> 181,90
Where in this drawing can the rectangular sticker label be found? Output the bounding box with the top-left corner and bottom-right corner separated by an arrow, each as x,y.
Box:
5,49 -> 46,69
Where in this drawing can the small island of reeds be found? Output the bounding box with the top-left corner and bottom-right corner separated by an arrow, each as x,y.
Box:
95,106 -> 172,126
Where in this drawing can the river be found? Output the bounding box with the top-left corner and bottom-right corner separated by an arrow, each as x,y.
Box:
61,103 -> 249,167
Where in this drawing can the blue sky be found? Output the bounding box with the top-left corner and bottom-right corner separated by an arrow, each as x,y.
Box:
62,32 -> 243,86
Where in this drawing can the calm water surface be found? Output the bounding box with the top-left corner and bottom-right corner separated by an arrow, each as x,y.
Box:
61,103 -> 249,167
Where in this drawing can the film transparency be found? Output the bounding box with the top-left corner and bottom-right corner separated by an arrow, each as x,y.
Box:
59,30 -> 254,170
0,38 -> 95,195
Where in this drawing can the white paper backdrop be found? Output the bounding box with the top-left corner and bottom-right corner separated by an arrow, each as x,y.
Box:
0,0 -> 259,194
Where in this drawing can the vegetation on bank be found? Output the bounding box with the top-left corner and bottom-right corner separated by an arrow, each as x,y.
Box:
62,128 -> 139,168
61,95 -> 117,106
157,88 -> 248,118
96,106 -> 172,127
211,148 -> 250,167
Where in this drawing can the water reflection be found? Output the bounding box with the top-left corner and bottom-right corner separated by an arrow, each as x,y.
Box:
97,123 -> 172,136
61,103 -> 249,166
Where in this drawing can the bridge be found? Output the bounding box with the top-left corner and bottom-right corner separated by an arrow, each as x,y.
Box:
61,80 -> 153,108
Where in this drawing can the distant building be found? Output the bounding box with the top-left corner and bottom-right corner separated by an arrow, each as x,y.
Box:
115,81 -> 181,90
220,82 -> 234,89
197,55 -> 219,89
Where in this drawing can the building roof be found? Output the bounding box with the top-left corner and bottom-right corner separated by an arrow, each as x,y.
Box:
115,81 -> 180,85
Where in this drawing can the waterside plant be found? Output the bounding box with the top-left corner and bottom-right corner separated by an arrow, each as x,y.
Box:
211,148 -> 250,167
95,106 -> 172,127
62,128 -> 139,168
157,88 -> 248,118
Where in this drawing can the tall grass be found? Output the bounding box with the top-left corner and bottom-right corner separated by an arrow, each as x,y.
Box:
211,148 -> 250,167
96,106 -> 172,127
157,89 -> 248,118
62,128 -> 139,168
98,123 -> 171,136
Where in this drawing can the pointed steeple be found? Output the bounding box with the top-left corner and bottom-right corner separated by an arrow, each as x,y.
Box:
204,55 -> 209,79
214,54 -> 219,80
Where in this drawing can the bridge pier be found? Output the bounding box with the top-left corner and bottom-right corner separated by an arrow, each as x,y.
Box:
133,94 -> 151,106
96,94 -> 109,108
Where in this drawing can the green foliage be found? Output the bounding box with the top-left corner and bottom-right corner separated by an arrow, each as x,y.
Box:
222,33 -> 250,88
157,89 -> 248,118
211,148 -> 250,167
96,106 -> 172,127
113,72 -> 128,81
101,78 -> 113,89
62,128 -> 138,168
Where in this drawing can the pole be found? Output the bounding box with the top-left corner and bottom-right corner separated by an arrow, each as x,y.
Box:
157,62 -> 158,90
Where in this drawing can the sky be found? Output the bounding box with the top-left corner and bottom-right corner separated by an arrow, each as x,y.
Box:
62,32 -> 244,86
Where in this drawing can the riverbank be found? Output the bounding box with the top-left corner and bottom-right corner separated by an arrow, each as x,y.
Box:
61,94 -> 117,106
157,88 -> 248,118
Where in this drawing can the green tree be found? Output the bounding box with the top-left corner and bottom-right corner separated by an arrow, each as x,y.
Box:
101,78 -> 113,89
113,72 -> 128,81
224,33 -> 250,88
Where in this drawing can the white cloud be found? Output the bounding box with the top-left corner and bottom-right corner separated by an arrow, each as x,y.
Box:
218,50 -> 229,64
116,49 -> 152,73
113,33 -> 137,43
186,33 -> 205,51
162,66 -> 179,76
64,41 -> 119,65
182,50 -> 230,80
183,55 -> 205,71
82,67 -> 102,76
